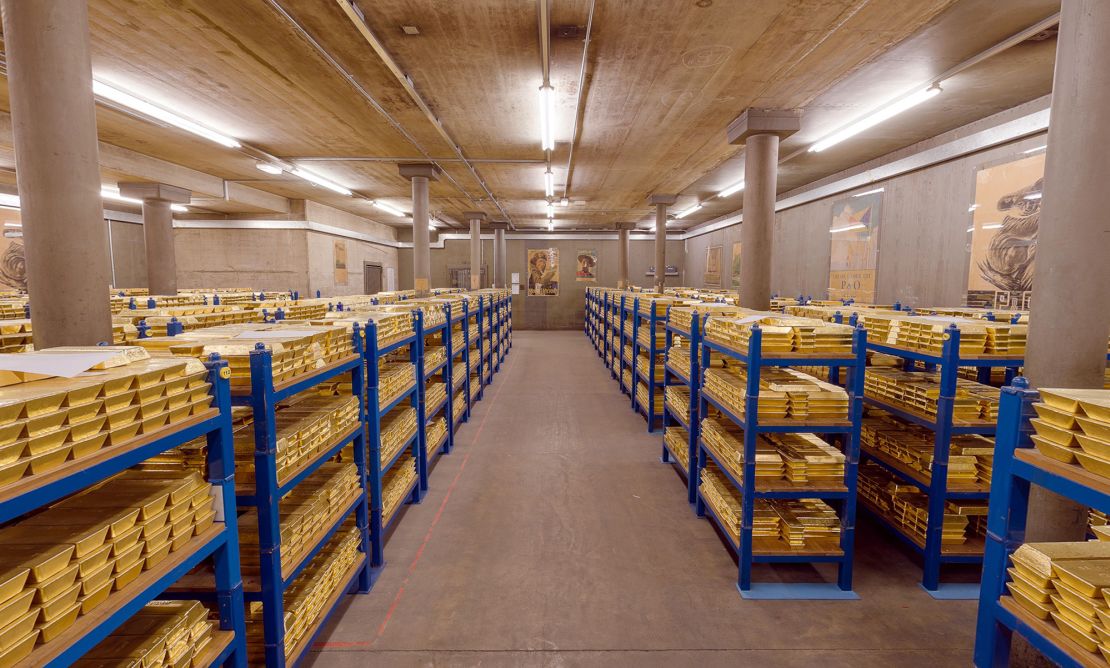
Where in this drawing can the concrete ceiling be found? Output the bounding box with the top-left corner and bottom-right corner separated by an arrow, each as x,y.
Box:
0,0 -> 1061,231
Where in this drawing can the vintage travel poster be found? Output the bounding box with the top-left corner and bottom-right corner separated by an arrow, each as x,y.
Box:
0,208 -> 25,291
730,241 -> 742,288
527,248 -> 559,296
967,153 -> 1045,297
703,245 -> 722,286
828,191 -> 882,302
333,240 -> 348,286
575,249 -> 597,282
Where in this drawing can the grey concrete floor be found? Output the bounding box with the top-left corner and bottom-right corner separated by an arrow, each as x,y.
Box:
306,331 -> 976,667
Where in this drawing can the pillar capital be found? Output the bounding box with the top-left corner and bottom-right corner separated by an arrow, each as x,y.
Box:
488,221 -> 510,231
398,163 -> 441,181
117,182 -> 191,204
462,211 -> 487,223
648,194 -> 677,206
614,222 -> 637,231
726,108 -> 802,145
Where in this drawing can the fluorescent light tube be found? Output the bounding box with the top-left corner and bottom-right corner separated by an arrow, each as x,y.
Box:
3,222 -> 21,228
372,200 -> 407,217
539,85 -> 555,151
674,204 -> 703,219
0,194 -> 20,209
544,169 -> 554,197
717,181 -> 745,198
809,85 -> 941,153
256,163 -> 283,175
830,223 -> 867,234
291,168 -> 352,196
1023,192 -> 1042,201
852,187 -> 884,197
93,80 -> 241,149
171,204 -> 188,213
546,203 -> 555,219
100,188 -> 142,206
1023,145 -> 1047,154
547,221 -> 554,231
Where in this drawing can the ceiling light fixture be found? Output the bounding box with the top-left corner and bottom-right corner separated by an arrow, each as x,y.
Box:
544,169 -> 554,197
852,187 -> 885,197
256,163 -> 284,175
674,203 -> 703,219
92,80 -> 241,149
830,223 -> 867,234
0,194 -> 20,209
809,85 -> 942,153
372,200 -> 407,217
547,221 -> 554,232
717,181 -> 745,198
546,202 -> 555,219
291,167 -> 353,196
3,223 -> 20,228
100,187 -> 188,212
559,197 -> 570,207
1023,145 -> 1047,154
539,84 -> 555,151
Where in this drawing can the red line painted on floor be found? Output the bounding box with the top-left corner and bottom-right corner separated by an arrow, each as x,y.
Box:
314,347 -> 519,651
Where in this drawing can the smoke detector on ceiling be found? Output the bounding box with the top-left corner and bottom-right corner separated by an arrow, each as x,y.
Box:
401,25 -> 420,35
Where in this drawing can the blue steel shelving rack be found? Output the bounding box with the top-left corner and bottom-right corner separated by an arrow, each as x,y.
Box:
973,379 -> 1110,668
618,295 -> 634,396
468,298 -> 485,404
857,322 -> 1022,598
235,329 -> 371,667
365,312 -> 424,573
661,307 -> 703,505
452,299 -> 473,427
482,296 -> 495,386
631,297 -> 666,432
696,324 -> 867,600
422,305 -> 452,478
0,355 -> 247,668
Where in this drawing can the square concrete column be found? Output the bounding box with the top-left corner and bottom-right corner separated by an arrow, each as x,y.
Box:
399,163 -> 441,296
463,211 -> 487,290
649,195 -> 676,292
615,223 -> 635,289
1020,0 -> 1110,544
491,222 -> 509,289
2,0 -> 113,347
727,108 -> 802,310
119,183 -> 190,296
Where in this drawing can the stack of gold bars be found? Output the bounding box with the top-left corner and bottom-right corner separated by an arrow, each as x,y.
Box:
705,314 -> 855,356
0,319 -> 32,354
663,427 -> 689,471
857,462 -> 984,547
238,462 -> 360,579
1002,541 -> 1110,659
110,294 -> 205,314
668,304 -> 744,333
74,599 -> 216,668
380,406 -> 417,467
634,296 -> 673,318
864,368 -> 999,423
0,470 -> 216,664
1029,390 -> 1110,483
702,366 -> 850,422
854,313 -> 1027,357
701,417 -> 785,482
699,417 -> 844,486
425,382 -> 447,413
666,345 -> 691,380
450,328 -> 464,353
246,522 -> 362,664
377,362 -> 416,411
382,454 -> 417,526
635,383 -> 663,415
364,311 -> 416,348
636,326 -> 666,352
452,361 -> 466,389
0,347 -> 213,490
426,416 -> 448,453
232,393 -> 359,492
664,386 -> 691,424
243,299 -> 329,322
635,353 -> 664,381
452,393 -> 466,423
115,305 -> 259,332
861,409 -> 994,487
393,301 -> 447,329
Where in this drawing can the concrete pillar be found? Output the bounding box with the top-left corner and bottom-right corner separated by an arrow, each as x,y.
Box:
1021,0 -> 1110,544
649,195 -> 676,292
492,224 -> 508,288
726,108 -> 802,310
616,223 -> 633,289
464,211 -> 486,290
119,183 -> 190,296
2,0 -> 112,347
399,164 -> 441,296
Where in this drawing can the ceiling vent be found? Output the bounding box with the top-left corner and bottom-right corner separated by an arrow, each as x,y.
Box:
555,25 -> 582,39
401,25 -> 420,35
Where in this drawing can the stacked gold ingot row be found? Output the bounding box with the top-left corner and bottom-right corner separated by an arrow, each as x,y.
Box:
0,319 -> 32,354
232,392 -> 358,491
110,294 -> 205,314
857,462 -> 986,547
239,299 -> 329,322
663,426 -> 689,471
469,373 -> 481,401
665,345 -> 691,379
668,304 -> 744,333
1002,541 -> 1110,660
380,406 -> 417,467
664,386 -> 690,424
0,470 -> 216,665
864,368 -> 999,423
621,343 -> 632,367
467,322 -> 478,342
862,409 -> 994,486
382,454 -> 417,526
0,301 -> 27,320
424,345 -> 447,374
451,361 -> 466,389
385,301 -> 446,329
238,462 -> 360,579
1029,389 -> 1110,481
700,416 -> 844,486
636,325 -> 666,351
635,382 -> 663,415
134,324 -> 353,389
115,304 -> 260,329
425,382 -> 447,414
635,354 -> 664,382
620,369 -> 632,392
450,328 -> 464,352
73,599 -> 215,668
705,314 -> 854,356
246,522 -> 362,664
427,416 -> 448,453
0,349 -> 213,490
377,363 -> 416,411
452,393 -> 466,423
851,313 -> 1027,356
702,365 -> 849,422
699,464 -> 841,549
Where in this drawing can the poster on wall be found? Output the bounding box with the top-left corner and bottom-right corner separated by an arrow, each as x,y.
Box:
0,209 -> 25,292
967,153 -> 1045,306
333,240 -> 348,286
527,248 -> 559,296
730,241 -> 742,288
575,249 -> 597,282
828,191 -> 882,302
703,245 -> 723,286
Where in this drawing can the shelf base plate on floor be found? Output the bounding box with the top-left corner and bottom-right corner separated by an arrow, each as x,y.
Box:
921,583 -> 979,600
738,583 -> 860,600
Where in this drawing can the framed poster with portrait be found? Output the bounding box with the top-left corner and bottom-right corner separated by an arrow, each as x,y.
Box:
828,191 -> 882,302
575,249 -> 597,282
703,245 -> 722,286
527,248 -> 559,296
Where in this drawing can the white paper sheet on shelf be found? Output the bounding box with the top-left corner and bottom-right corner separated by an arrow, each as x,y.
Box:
0,350 -> 123,378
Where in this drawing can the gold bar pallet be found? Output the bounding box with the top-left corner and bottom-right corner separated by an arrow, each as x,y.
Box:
0,347 -> 247,667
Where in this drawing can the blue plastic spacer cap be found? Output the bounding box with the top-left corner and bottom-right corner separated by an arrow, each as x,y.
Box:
254,342 -> 266,350
1011,376 -> 1030,389
208,352 -> 222,361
